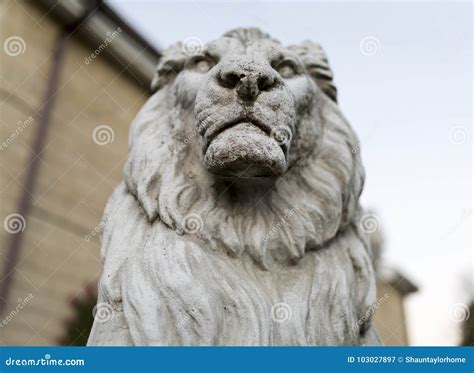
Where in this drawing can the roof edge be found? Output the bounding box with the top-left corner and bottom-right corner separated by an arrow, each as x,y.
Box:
33,0 -> 160,89
377,265 -> 419,296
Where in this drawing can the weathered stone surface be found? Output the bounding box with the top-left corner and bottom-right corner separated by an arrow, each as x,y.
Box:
88,28 -> 379,346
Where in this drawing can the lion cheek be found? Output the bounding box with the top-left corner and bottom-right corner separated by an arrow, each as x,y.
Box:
173,73 -> 206,111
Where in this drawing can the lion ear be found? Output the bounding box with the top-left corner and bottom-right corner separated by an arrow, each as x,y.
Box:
288,41 -> 337,102
150,42 -> 187,92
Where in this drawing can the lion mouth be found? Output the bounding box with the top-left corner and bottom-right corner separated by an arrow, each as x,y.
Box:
203,118 -> 275,153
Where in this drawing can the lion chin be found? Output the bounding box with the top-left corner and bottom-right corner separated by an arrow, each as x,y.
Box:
87,28 -> 380,346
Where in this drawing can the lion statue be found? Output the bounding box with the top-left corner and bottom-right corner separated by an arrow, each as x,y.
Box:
87,28 -> 379,346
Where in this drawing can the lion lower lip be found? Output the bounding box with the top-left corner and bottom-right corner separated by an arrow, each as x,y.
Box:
204,120 -> 271,151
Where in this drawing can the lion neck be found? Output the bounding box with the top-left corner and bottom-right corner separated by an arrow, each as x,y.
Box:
125,91 -> 364,270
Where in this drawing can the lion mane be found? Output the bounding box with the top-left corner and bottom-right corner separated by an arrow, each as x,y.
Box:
88,29 -> 379,346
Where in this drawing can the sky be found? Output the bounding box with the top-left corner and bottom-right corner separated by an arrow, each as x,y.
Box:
106,0 -> 472,345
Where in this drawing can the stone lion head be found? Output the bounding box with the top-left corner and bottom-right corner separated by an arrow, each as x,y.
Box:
151,28 -> 337,177
153,28 -> 335,178
89,28 -> 377,346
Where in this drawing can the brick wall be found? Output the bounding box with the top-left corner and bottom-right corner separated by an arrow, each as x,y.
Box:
0,0 -> 148,345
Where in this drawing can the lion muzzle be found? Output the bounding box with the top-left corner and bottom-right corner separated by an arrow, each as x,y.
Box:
204,122 -> 287,177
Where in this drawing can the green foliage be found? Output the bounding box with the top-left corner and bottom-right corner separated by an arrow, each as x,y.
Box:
58,284 -> 97,346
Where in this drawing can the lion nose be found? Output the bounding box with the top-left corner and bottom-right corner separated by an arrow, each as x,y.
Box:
217,65 -> 276,101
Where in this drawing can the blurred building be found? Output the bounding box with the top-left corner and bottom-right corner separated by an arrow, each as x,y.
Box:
374,266 -> 418,345
0,0 -> 416,346
370,227 -> 418,345
0,0 -> 158,345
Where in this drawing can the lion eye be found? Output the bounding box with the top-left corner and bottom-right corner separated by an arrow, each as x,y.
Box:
276,61 -> 297,79
196,60 -> 212,73
190,57 -> 214,73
